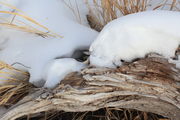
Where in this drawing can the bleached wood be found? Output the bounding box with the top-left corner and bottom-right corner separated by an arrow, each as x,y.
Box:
1,55 -> 180,120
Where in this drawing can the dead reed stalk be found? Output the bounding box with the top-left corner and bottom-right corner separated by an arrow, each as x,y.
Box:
86,0 -> 179,31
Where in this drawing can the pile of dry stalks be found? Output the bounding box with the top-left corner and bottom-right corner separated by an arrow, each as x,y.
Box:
0,61 -> 32,106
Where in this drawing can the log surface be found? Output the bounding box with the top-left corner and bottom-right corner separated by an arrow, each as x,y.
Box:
1,55 -> 180,120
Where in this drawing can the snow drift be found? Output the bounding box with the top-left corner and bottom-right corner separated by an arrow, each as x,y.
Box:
0,0 -> 98,88
90,10 -> 180,68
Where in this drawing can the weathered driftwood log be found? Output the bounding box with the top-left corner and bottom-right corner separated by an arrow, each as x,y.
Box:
0,54 -> 180,120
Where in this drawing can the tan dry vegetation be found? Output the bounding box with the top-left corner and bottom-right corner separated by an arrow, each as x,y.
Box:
0,61 -> 32,106
0,1 -> 63,38
86,0 -> 179,31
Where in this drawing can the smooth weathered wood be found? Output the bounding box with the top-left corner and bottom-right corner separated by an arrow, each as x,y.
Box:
0,55 -> 180,120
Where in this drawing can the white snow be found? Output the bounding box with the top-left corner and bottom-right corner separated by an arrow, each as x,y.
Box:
0,0 -> 20,13
43,58 -> 86,88
90,10 -> 180,68
0,0 -> 90,26
148,0 -> 180,11
86,0 -> 180,26
169,56 -> 180,69
0,0 -> 98,88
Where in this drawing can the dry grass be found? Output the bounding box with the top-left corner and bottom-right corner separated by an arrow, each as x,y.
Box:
0,2 -> 64,106
63,0 -> 82,24
0,61 -> 33,106
18,108 -> 170,120
0,2 -> 42,106
86,0 -> 179,31
0,1 -> 63,38
0,1 -> 64,108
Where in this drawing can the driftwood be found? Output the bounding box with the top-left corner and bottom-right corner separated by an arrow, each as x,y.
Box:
0,54 -> 180,120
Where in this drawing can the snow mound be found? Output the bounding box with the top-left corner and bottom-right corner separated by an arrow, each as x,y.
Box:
90,10 -> 180,68
43,58 -> 85,88
0,0 -> 98,88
